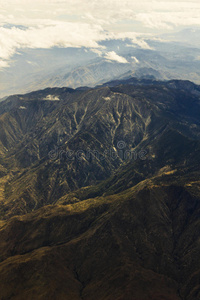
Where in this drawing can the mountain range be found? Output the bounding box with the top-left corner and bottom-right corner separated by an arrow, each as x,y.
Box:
1,30 -> 200,98
0,78 -> 200,299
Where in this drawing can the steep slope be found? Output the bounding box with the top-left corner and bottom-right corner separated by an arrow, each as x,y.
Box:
1,79 -> 200,218
0,79 -> 200,299
0,173 -> 200,299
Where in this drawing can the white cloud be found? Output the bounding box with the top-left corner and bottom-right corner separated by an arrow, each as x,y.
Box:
104,51 -> 128,64
0,60 -> 9,68
132,56 -> 139,64
113,32 -> 153,50
0,22 -> 108,61
2,1 -> 200,29
90,48 -> 103,56
136,6 -> 200,30
26,60 -> 38,66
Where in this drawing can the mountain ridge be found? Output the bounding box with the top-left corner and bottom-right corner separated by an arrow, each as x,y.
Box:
0,78 -> 200,299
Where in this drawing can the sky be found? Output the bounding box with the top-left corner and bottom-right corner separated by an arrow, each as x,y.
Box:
0,0 -> 200,68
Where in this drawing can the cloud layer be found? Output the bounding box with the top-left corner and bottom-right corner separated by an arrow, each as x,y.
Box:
0,0 -> 200,68
2,0 -> 200,28
0,22 -> 107,59
104,51 -> 128,64
0,21 -> 151,68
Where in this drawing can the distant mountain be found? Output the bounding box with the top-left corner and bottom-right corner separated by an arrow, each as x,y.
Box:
1,37 -> 200,98
162,28 -> 200,47
0,47 -> 99,98
0,78 -> 200,298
